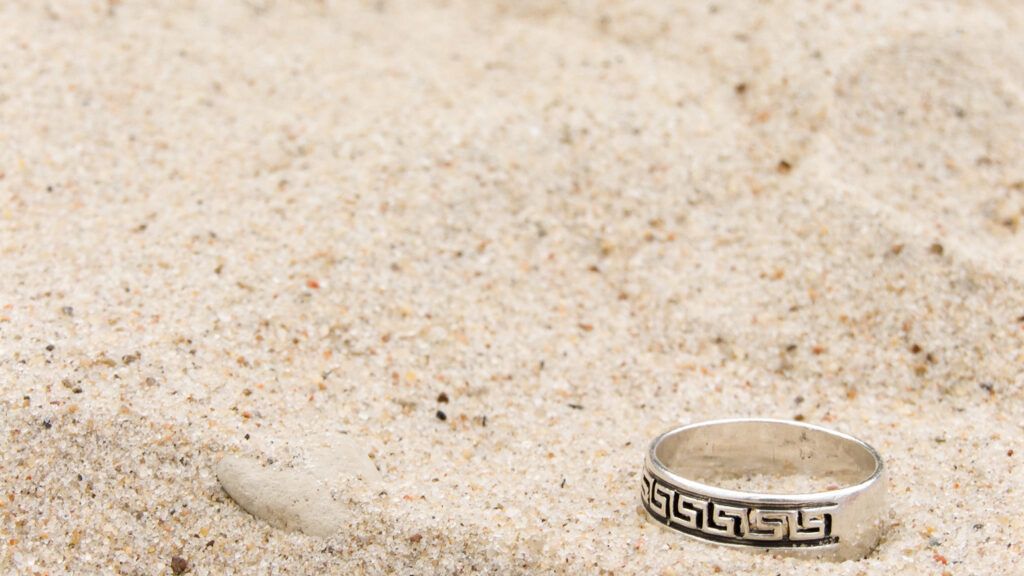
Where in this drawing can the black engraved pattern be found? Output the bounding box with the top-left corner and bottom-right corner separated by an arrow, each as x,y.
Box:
641,465 -> 839,548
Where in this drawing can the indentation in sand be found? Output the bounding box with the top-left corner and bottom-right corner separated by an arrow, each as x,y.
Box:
829,34 -> 1024,264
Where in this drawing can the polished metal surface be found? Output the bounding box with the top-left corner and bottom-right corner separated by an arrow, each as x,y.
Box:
640,418 -> 886,561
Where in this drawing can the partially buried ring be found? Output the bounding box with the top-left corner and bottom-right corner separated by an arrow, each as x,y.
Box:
640,418 -> 886,561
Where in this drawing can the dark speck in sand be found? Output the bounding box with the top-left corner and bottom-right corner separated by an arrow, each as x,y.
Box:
170,556 -> 189,575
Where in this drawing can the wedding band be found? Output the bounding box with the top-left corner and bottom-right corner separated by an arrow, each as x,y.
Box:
640,418 -> 886,561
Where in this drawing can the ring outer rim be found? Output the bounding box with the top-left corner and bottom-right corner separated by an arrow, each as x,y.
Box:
645,417 -> 885,505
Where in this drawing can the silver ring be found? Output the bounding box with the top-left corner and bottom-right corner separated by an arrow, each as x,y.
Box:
641,418 -> 886,561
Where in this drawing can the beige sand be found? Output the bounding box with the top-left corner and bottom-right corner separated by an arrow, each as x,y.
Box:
2,1 -> 1023,574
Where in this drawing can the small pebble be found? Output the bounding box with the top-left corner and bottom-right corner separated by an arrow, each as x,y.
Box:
435,410 -> 447,421
215,433 -> 382,536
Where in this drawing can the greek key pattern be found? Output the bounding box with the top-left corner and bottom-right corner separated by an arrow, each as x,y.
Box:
641,466 -> 838,548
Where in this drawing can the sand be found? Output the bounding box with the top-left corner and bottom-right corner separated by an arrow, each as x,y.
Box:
1,0 -> 1023,574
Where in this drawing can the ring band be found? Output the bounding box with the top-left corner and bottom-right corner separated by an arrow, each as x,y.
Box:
640,418 -> 886,561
